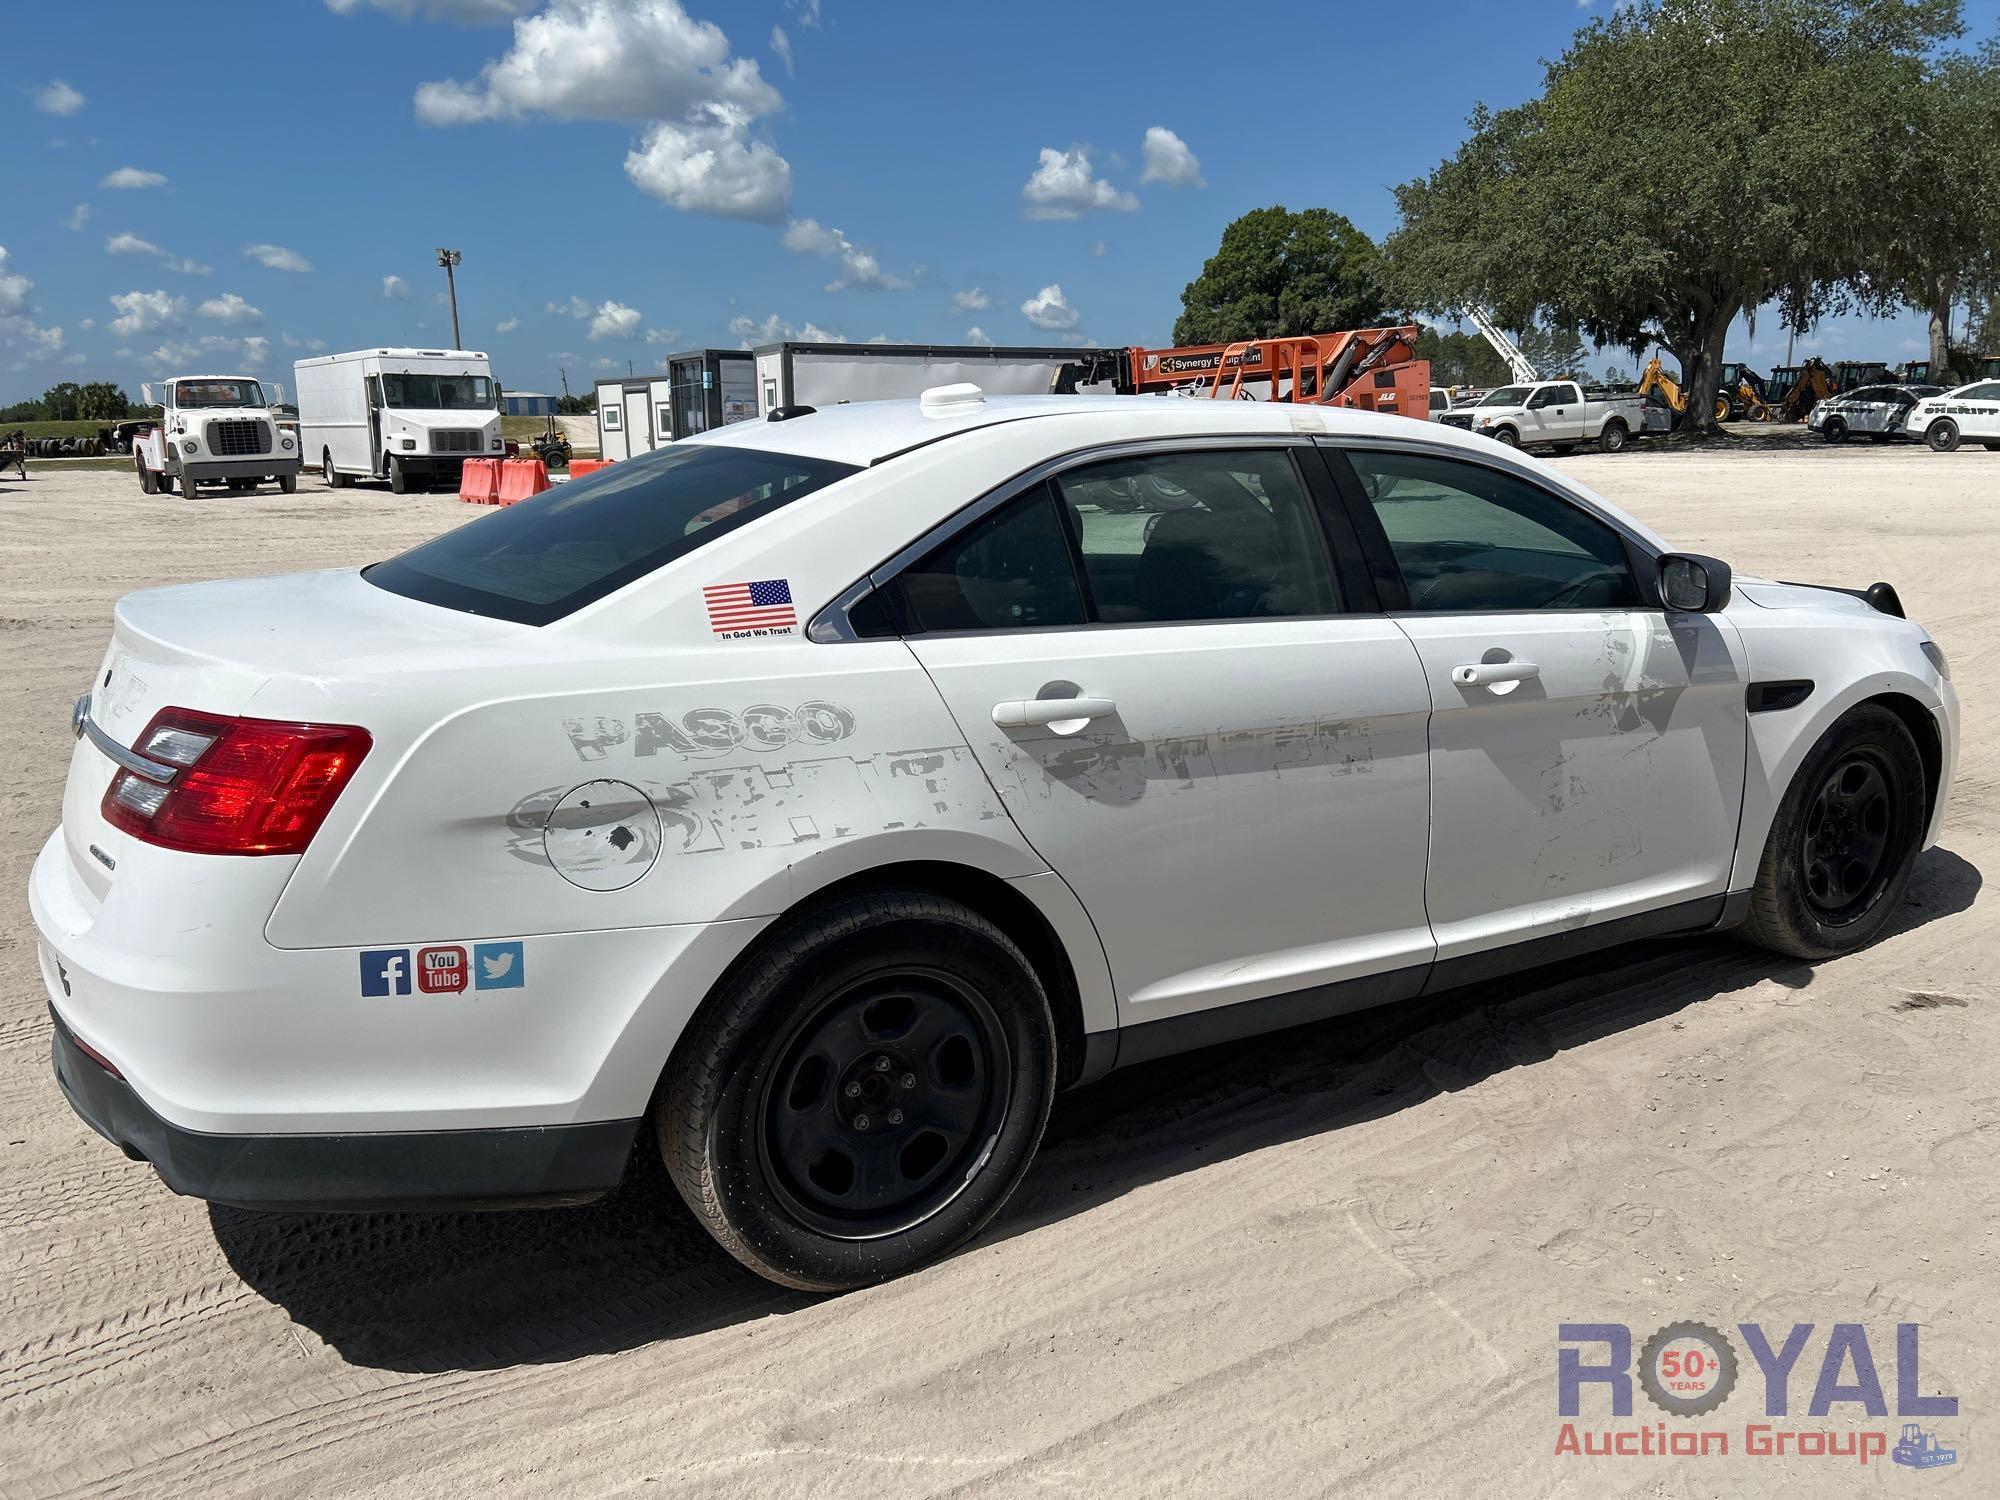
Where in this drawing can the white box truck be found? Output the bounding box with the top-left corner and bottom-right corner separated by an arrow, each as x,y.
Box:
296,348 -> 504,493
132,374 -> 300,496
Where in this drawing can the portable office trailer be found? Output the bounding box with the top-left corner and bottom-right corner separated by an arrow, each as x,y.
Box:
594,349 -> 756,460
750,342 -> 1119,414
501,391 -> 556,416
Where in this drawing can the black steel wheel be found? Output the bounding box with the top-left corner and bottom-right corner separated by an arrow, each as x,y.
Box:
1742,704 -> 1928,959
1822,416 -> 1847,442
1799,751 -> 1900,924
757,968 -> 1009,1239
660,890 -> 1056,1291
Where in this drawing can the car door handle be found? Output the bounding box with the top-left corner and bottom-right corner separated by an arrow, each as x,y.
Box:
1452,661 -> 1540,687
991,696 -> 1117,730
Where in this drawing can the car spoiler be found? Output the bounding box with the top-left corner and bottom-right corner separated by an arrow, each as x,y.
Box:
1781,580 -> 1905,618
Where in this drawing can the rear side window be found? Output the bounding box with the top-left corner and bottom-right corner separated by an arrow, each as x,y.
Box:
1345,449 -> 1641,612
365,443 -> 856,624
1054,450 -> 1340,622
899,488 -> 1085,632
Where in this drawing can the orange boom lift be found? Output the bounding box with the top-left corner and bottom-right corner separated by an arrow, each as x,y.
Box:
1055,325 -> 1432,418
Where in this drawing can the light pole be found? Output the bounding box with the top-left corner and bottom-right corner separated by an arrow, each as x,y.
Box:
436,248 -> 463,350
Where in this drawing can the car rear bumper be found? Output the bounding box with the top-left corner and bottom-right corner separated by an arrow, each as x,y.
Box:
48,1003 -> 637,1212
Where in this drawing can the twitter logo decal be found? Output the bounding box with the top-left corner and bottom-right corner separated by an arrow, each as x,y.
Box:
472,941 -> 525,990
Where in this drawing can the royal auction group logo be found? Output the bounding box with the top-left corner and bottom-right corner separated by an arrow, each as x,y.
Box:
1557,1322 -> 1960,1468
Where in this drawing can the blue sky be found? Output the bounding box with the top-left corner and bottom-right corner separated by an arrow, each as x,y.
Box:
4,0 -> 1996,403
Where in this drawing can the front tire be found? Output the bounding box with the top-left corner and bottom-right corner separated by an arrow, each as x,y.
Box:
278,473 -> 297,494
1927,419 -> 1961,453
388,455 -> 409,494
660,890 -> 1057,1292
1741,704 -> 1928,960
1822,417 -> 1847,443
1491,425 -> 1520,447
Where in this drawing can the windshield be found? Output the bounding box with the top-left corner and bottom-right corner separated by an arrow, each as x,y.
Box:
1476,386 -> 1531,407
365,442 -> 858,625
381,373 -> 496,410
176,379 -> 264,408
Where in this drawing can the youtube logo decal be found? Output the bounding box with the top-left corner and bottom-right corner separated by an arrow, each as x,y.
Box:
415,945 -> 469,995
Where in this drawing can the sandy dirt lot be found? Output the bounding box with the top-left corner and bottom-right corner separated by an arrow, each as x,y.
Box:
1,441 -> 1993,1497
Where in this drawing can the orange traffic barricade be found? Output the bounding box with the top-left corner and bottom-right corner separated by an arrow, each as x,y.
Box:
495,457 -> 550,505
566,458 -> 607,480
458,458 -> 501,506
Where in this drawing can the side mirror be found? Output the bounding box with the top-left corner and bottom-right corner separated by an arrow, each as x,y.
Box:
1659,552 -> 1732,612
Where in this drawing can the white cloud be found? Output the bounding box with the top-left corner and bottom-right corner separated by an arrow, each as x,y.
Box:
142,332 -> 271,374
382,274 -> 412,299
105,232 -> 209,275
1091,241 -> 1108,257
80,318 -> 94,330
414,0 -> 779,124
1139,125 -> 1204,188
587,300 -> 643,340
100,166 -> 168,190
1020,283 -> 1079,330
0,247 -> 30,316
771,24 -> 793,76
198,293 -> 263,326
547,295 -> 592,319
950,287 -> 989,313
326,0 -> 539,19
60,351 -> 88,367
17,322 -> 64,358
109,289 -> 187,337
35,80 -> 85,117
726,312 -> 844,348
789,0 -> 821,28
496,315 -> 520,332
782,216 -> 908,291
625,106 -> 791,221
1022,146 -> 1137,220
244,243 -> 313,273
309,338 -> 327,351
63,203 -> 90,231
644,326 -> 681,344
964,325 -> 994,347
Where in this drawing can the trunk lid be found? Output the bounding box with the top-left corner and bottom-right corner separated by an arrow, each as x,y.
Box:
64,568 -> 520,905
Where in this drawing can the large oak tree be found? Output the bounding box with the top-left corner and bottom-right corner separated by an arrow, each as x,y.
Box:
1385,0 -> 1964,430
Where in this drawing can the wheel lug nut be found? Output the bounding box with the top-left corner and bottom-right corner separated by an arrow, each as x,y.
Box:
854,1114 -> 870,1131
874,1056 -> 891,1071
900,1072 -> 916,1089
888,1109 -> 903,1125
844,1081 -> 862,1098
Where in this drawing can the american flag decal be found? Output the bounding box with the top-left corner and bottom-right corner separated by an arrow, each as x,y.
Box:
703,578 -> 797,635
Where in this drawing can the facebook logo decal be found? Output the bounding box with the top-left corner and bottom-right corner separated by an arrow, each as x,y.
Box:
359,949 -> 412,997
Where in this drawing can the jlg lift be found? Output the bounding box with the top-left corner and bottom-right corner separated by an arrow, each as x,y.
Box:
1055,325 -> 1432,418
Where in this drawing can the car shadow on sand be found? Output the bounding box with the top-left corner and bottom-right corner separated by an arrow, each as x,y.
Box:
212,846 -> 1980,1373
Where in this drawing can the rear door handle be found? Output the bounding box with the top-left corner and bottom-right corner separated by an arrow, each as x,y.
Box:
1451,661 -> 1540,688
991,696 -> 1117,731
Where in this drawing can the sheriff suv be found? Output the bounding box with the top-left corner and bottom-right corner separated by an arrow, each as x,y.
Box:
35,387 -> 1957,1290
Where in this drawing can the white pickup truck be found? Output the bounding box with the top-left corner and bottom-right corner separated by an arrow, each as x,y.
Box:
1436,379 -> 1642,453
132,375 -> 301,496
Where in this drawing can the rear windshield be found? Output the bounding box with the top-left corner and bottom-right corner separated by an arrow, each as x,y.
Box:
364,443 -> 857,624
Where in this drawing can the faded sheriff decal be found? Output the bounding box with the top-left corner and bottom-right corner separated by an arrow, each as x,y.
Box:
563,701 -> 857,762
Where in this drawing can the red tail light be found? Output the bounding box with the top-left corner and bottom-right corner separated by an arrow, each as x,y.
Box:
100,707 -> 372,856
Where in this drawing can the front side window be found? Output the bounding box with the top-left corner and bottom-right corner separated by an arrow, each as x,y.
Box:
1346,449 -> 1641,612
366,443 -> 856,624
1055,450 -> 1340,622
380,373 -> 496,410
1476,385 -> 1531,408
1528,385 -> 1566,409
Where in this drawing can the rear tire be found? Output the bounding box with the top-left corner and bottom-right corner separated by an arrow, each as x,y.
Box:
136,457 -> 158,494
1927,419 -> 1961,453
659,890 -> 1057,1292
1740,704 -> 1927,961
1599,419 -> 1629,453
